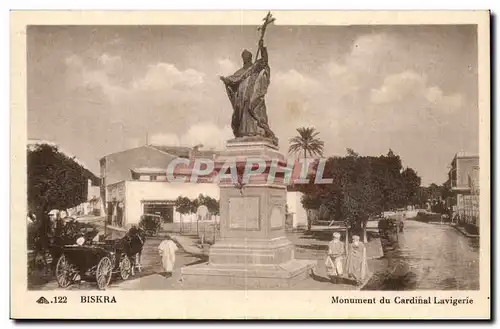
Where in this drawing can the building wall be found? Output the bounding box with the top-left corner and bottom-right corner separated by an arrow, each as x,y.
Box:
101,146 -> 177,186
286,191 -> 307,228
66,179 -> 103,217
456,193 -> 480,226
450,155 -> 479,227
107,180 -> 315,229
105,181 -> 127,226
125,181 -> 220,226
455,157 -> 479,189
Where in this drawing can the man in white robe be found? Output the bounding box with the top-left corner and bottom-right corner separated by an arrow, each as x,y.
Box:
325,232 -> 345,283
158,235 -> 178,277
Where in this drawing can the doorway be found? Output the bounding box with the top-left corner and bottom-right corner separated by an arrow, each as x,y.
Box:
143,201 -> 174,223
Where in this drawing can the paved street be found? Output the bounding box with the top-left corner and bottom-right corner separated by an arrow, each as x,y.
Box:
31,230 -> 377,291
31,219 -> 479,291
363,219 -> 479,290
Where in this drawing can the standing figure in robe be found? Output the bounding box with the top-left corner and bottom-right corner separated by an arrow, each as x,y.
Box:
325,232 -> 345,283
346,235 -> 372,285
219,39 -> 278,145
158,235 -> 179,278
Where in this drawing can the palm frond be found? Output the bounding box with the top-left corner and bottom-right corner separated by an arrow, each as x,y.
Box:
288,126 -> 324,157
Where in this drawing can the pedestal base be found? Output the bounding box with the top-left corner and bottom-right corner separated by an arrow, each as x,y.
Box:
180,138 -> 316,289
180,259 -> 316,289
208,237 -> 294,265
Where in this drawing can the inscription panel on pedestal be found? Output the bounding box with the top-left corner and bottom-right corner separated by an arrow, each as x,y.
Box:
270,206 -> 284,229
229,196 -> 260,230
269,192 -> 285,230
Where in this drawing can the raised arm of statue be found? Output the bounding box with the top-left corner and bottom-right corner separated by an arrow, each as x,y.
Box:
261,46 -> 268,63
258,39 -> 268,63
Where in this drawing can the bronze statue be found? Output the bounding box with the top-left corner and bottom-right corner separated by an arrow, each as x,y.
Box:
219,12 -> 278,145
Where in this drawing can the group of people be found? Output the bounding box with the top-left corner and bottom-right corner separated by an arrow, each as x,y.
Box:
28,209 -> 75,248
28,208 -> 78,273
325,232 -> 372,286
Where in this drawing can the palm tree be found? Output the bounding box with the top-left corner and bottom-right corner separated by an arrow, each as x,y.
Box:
288,127 -> 325,232
288,127 -> 324,159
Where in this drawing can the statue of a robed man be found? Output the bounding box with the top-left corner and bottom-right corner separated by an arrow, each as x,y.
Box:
219,13 -> 278,145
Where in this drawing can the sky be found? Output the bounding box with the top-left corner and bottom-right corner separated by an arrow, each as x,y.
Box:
27,24 -> 478,186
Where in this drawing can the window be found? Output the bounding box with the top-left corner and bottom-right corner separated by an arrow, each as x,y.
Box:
150,175 -> 157,181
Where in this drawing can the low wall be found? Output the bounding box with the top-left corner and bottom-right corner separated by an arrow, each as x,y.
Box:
413,211 -> 443,223
405,210 -> 419,218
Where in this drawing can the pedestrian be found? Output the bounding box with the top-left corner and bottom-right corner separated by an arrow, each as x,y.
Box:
346,235 -> 372,286
325,232 -> 345,283
158,235 -> 178,278
54,210 -> 67,243
27,212 -> 36,225
27,212 -> 38,252
44,209 -> 60,273
46,209 -> 59,241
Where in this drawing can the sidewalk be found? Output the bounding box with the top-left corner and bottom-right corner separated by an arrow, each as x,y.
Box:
170,234 -> 206,256
451,224 -> 479,238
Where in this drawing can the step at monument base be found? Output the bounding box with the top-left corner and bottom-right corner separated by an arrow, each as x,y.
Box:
180,259 -> 316,289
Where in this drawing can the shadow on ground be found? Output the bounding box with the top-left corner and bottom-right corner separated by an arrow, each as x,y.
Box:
310,269 -> 357,286
299,230 -> 380,242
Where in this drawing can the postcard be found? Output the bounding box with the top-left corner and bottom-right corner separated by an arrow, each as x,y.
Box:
11,10 -> 490,319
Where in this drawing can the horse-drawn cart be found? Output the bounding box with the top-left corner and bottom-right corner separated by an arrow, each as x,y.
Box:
55,240 -> 133,290
54,224 -> 146,290
139,214 -> 162,237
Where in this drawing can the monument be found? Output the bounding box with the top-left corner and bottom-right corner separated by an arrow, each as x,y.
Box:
181,12 -> 316,288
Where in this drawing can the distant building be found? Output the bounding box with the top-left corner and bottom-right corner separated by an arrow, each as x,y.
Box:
99,144 -> 219,228
286,188 -> 308,229
67,179 -> 102,217
448,152 -> 479,227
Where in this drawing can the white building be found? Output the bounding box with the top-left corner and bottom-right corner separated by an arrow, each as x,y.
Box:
286,191 -> 308,229
100,144 -> 309,229
100,144 -> 220,228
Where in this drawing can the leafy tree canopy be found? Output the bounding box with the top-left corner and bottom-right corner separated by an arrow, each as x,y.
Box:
28,143 -> 98,216
175,194 -> 220,216
297,149 -> 423,230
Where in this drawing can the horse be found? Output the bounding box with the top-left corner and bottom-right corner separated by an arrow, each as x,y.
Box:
120,226 -> 147,276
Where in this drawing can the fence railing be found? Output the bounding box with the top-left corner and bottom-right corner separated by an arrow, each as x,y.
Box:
172,220 -> 221,244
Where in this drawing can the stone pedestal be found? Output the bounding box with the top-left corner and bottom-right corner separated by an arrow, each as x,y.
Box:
181,138 -> 315,288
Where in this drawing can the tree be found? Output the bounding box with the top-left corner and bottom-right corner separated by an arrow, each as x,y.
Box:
28,143 -> 98,251
196,194 -> 220,216
300,193 -> 322,231
339,154 -> 383,242
288,127 -> 325,159
28,143 -> 96,215
175,196 -> 192,234
297,149 -> 422,241
378,149 -> 404,210
400,167 -> 421,206
346,148 -> 359,157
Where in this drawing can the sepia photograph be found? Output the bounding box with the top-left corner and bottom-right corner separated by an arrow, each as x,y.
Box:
11,10 -> 490,319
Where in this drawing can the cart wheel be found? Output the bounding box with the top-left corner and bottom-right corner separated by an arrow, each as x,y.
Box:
55,254 -> 74,288
96,256 -> 113,290
119,254 -> 131,280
